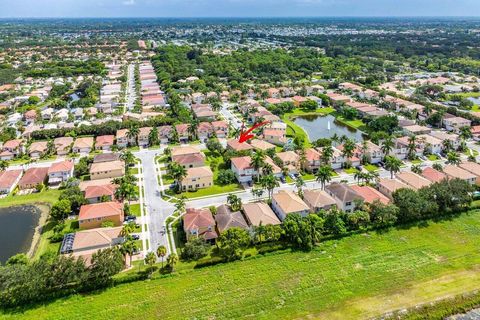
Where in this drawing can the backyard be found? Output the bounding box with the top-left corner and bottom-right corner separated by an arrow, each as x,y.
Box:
4,209 -> 480,320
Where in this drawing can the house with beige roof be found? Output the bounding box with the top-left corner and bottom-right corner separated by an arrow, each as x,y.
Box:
302,148 -> 321,172
248,139 -> 275,152
54,137 -> 73,155
175,124 -> 190,144
116,129 -> 130,148
181,166 -> 213,191
443,165 -> 477,185
138,127 -> 152,147
90,160 -> 125,180
227,139 -> 254,152
0,139 -> 23,160
443,116 -> 471,132
271,190 -> 309,221
277,151 -> 300,174
72,137 -> 94,154
214,205 -> 249,234
28,141 -> 48,159
158,125 -> 173,144
377,178 -> 412,200
459,162 -> 480,185
303,189 -> 336,213
171,146 -> 205,169
78,201 -> 124,230
325,183 -> 362,212
242,202 -> 281,227
396,172 -> 432,190
18,167 -> 49,190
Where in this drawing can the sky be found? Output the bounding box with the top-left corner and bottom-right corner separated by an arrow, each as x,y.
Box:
1,0 -> 480,18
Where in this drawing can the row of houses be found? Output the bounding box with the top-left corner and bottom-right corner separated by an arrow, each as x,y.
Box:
183,161 -> 480,242
139,61 -> 166,111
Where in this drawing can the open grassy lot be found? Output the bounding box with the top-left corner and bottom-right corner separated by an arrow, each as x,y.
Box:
5,210 -> 480,320
129,203 -> 141,217
0,189 -> 61,208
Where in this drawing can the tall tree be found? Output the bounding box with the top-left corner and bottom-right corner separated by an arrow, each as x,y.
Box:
315,165 -> 333,190
384,155 -> 402,179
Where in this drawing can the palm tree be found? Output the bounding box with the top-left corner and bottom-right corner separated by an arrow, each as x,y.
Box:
121,222 -> 135,238
0,160 -> 8,171
260,174 -> 279,200
262,163 -> 273,176
320,145 -> 334,165
115,182 -> 137,201
168,162 -> 187,191
331,133 -> 340,146
120,150 -> 135,167
250,150 -> 266,182
188,118 -> 199,140
384,156 -> 402,179
167,253 -> 179,272
341,138 -> 356,168
315,165 -> 333,190
174,196 -> 186,214
407,135 -> 418,160
381,135 -> 394,158
120,239 -> 138,267
149,126 -> 159,146
295,176 -> 306,198
363,171 -> 379,185
354,170 -> 364,184
411,164 -> 422,174
447,151 -> 461,165
432,162 -> 443,172
156,245 -> 167,269
227,193 -> 242,211
442,139 -> 453,153
127,124 -> 140,146
144,252 -> 157,278
459,126 -> 472,141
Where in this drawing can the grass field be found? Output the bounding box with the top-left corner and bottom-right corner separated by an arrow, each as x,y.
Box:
0,189 -> 61,208
5,210 -> 480,320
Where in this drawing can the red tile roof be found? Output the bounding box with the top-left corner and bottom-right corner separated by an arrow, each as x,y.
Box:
48,160 -> 74,174
18,167 -> 48,187
84,184 -> 117,199
350,185 -> 390,205
79,202 -> 123,220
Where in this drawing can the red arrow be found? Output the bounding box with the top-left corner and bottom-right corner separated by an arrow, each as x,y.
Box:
238,121 -> 270,143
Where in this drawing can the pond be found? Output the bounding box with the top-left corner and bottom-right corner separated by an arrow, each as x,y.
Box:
467,97 -> 480,105
293,114 -> 365,142
0,205 -> 41,263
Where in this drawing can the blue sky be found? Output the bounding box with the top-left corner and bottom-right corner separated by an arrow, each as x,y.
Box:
1,0 -> 479,18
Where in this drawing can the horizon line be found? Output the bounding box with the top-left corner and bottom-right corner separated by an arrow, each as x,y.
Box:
1,15 -> 480,19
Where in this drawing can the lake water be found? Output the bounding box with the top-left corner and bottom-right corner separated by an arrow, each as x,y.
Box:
0,205 -> 41,263
467,97 -> 480,105
293,114 -> 365,142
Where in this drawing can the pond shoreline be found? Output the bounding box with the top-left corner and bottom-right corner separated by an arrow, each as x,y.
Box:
27,204 -> 51,258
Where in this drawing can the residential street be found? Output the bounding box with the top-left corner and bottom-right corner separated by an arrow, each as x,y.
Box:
135,149 -> 176,257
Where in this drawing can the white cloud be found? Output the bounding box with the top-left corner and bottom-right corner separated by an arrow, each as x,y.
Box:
122,0 -> 135,5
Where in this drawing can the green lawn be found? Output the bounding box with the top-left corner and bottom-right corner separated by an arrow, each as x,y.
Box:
173,183 -> 242,199
411,158 -> 422,164
364,164 -> 379,172
335,115 -> 366,130
0,189 -> 61,208
129,203 -> 141,217
344,167 -> 359,174
6,210 -> 480,320
428,154 -> 439,161
128,167 -> 139,175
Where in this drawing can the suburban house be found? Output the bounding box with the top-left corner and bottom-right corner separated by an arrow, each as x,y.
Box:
443,116 -> 471,132
28,141 -> 48,159
393,138 -> 408,160
0,170 -> 23,194
211,121 -> 228,138
396,172 -> 432,190
459,162 -> 480,185
95,135 -> 115,151
84,184 -> 117,203
138,127 -> 152,147
277,151 -> 300,174
116,129 -> 130,148
60,227 -> 124,266
242,202 -> 281,227
429,131 -> 461,150
181,166 -> 214,191
302,148 -> 321,172
48,160 -> 74,186
183,207 -> 218,242
442,165 -> 477,185
197,122 -> 214,142
416,134 -> 443,155
349,185 -> 390,204
89,160 -> 125,180
317,147 -> 345,170
158,125 -> 173,144
72,137 -> 94,154
18,167 -> 49,190
93,153 -> 120,163
171,146 -> 205,169
402,124 -> 431,136
271,190 -> 310,221
1,139 -> 24,160
421,167 -> 447,183
78,201 -> 124,230
357,141 -> 383,164
264,156 -> 283,178
231,156 -> 257,184
325,183 -> 362,212
302,189 -> 337,212
214,204 -> 249,234
248,139 -> 276,152
227,139 -> 254,152
263,128 -> 286,146
54,137 -> 73,155
175,124 -> 190,144
377,178 -> 412,200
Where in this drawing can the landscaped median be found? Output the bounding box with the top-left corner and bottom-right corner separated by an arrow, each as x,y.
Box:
5,209 -> 480,319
